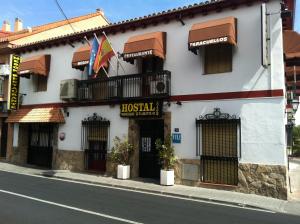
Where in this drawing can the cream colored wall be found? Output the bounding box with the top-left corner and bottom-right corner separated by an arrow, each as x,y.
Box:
11,15 -> 108,45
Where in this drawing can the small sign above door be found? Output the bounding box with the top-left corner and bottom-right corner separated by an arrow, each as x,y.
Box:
120,100 -> 163,118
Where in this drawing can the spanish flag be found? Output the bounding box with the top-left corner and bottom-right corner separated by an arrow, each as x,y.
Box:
93,36 -> 115,74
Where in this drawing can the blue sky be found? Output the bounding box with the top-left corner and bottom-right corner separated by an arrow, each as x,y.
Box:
0,0 -> 299,31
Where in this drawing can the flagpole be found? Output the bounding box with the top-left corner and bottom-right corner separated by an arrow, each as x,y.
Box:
102,31 -> 126,75
84,36 -> 91,46
107,59 -> 118,76
100,65 -> 109,78
93,33 -> 117,77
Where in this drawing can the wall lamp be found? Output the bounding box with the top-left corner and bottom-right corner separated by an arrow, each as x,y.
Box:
63,107 -> 69,117
292,98 -> 300,112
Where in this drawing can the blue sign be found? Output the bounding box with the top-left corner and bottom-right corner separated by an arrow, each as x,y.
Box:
172,133 -> 181,144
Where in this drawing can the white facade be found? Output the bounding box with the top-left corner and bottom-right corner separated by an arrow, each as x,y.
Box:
18,0 -> 286,166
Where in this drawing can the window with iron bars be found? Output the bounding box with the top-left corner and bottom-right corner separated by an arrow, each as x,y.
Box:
81,113 -> 110,171
196,108 -> 241,185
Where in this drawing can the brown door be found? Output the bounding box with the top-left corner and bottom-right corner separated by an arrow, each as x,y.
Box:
85,140 -> 107,172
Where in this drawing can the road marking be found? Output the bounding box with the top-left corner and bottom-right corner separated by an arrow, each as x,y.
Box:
0,169 -> 275,214
0,189 -> 143,224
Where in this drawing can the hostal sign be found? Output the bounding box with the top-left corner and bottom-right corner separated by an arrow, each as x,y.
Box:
8,55 -> 21,110
120,101 -> 162,118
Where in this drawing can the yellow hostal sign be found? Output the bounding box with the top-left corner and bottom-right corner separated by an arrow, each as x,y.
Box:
120,101 -> 162,118
8,55 -> 21,110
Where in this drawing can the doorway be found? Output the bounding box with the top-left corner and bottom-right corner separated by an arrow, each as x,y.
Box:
0,121 -> 7,158
139,119 -> 164,179
27,124 -> 53,168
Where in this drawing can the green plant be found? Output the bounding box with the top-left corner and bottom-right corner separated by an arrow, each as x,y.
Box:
110,136 -> 134,165
293,125 -> 300,156
155,134 -> 176,170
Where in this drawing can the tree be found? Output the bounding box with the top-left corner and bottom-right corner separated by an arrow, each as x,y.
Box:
292,125 -> 300,156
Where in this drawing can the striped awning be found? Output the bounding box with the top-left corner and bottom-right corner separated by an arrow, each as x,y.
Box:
6,107 -> 65,123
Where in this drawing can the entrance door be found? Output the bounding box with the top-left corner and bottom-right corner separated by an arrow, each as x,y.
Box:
85,140 -> 107,172
28,124 -> 53,168
139,119 -> 164,179
0,121 -> 8,158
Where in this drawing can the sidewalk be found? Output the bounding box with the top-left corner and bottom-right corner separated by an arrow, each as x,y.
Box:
0,161 -> 299,216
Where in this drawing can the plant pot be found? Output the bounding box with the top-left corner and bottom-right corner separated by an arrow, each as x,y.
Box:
117,165 -> 130,179
160,169 -> 174,186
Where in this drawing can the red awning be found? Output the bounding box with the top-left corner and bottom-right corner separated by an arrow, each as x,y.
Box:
123,32 -> 166,62
18,54 -> 51,77
283,30 -> 300,66
72,45 -> 90,70
189,17 -> 237,53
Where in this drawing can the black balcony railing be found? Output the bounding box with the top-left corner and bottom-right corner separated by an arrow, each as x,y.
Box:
77,70 -> 171,102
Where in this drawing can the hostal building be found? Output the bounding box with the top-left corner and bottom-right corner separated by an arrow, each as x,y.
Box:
5,0 -> 296,200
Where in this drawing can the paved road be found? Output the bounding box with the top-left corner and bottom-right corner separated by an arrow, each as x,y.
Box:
0,171 -> 299,224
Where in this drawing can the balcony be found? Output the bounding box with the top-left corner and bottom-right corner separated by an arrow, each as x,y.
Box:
76,70 -> 171,102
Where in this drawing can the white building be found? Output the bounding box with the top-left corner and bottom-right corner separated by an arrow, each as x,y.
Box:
5,0 -> 296,199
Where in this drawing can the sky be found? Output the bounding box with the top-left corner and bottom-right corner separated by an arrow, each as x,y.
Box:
0,0 -> 299,32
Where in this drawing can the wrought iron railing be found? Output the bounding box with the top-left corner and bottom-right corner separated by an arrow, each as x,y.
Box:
196,108 -> 241,185
77,70 -> 171,102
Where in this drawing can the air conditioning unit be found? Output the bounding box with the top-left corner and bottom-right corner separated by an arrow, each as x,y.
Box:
78,87 -> 92,100
0,64 -> 10,76
150,76 -> 168,95
60,79 -> 78,100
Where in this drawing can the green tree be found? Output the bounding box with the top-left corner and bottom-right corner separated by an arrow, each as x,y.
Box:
293,125 -> 300,155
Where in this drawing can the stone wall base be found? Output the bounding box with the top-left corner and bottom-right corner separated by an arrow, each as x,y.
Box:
237,163 -> 287,200
53,150 -> 84,171
174,160 -> 287,200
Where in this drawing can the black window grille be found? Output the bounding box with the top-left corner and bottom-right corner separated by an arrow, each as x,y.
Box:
81,113 -> 110,172
196,108 -> 241,185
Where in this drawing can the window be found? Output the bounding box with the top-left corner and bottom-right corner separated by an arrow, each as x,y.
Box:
204,44 -> 232,74
141,57 -> 163,74
196,108 -> 241,185
81,113 -> 110,172
33,76 -> 47,92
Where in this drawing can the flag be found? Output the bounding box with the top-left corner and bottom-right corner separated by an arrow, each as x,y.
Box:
93,36 -> 115,74
88,37 -> 99,77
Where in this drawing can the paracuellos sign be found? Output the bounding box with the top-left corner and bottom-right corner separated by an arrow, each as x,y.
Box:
8,55 -> 21,110
120,100 -> 162,118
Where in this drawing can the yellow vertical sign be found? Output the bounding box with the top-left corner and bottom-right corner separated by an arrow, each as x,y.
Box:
7,55 -> 21,110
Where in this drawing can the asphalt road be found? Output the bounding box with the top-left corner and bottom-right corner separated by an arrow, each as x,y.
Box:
0,171 -> 299,224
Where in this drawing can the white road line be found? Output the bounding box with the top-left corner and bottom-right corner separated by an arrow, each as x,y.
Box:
0,169 -> 276,213
0,189 -> 143,224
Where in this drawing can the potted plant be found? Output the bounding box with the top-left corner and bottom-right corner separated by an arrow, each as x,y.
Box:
111,136 -> 134,179
155,135 -> 176,186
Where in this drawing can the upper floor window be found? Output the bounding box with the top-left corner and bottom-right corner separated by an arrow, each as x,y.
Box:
17,54 -> 51,92
141,57 -> 164,74
188,17 -> 237,75
122,32 -> 166,73
33,76 -> 48,92
204,44 -> 232,74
